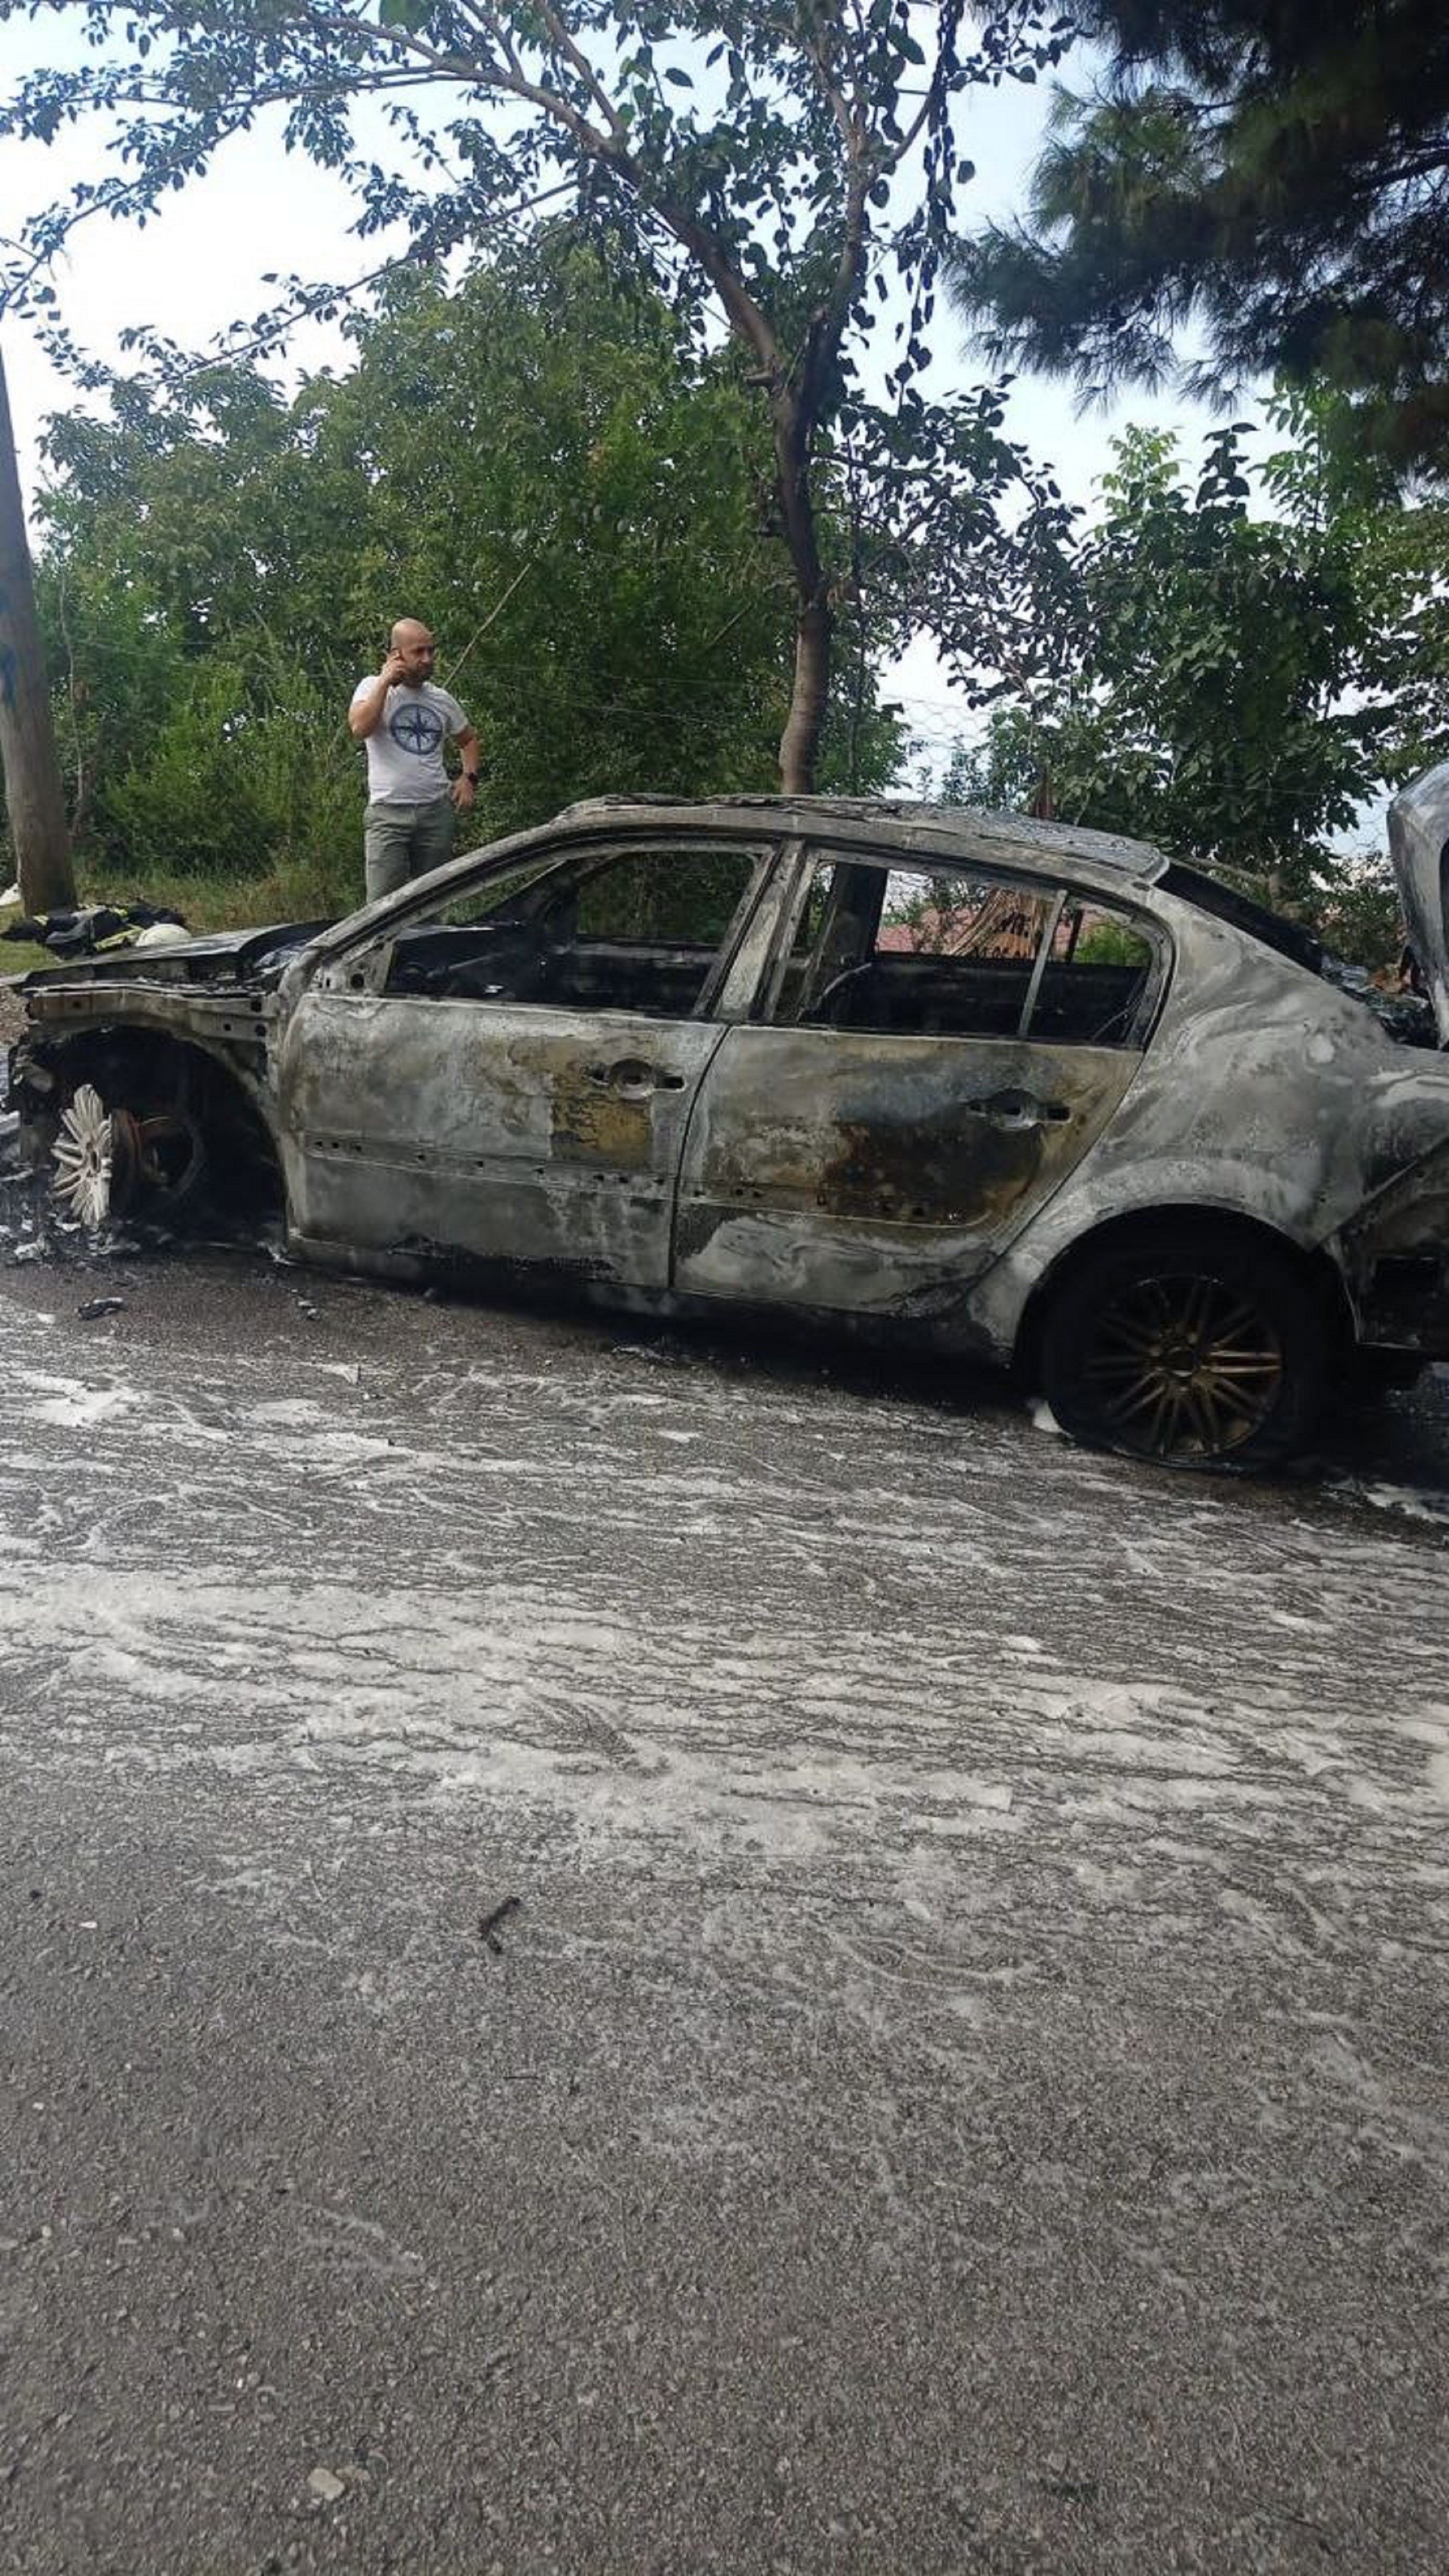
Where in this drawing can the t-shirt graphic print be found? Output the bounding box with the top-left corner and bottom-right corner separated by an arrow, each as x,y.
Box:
351,678 -> 468,803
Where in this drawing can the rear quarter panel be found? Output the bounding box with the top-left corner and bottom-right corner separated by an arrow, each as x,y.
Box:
962,900 -> 1449,1356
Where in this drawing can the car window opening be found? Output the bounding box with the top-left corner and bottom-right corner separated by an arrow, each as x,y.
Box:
782,860 -> 1157,1047
378,841 -> 764,1020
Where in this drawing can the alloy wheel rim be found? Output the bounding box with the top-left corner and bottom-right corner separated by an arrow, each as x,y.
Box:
52,1083 -> 123,1228
1081,1271 -> 1284,1458
52,1089 -> 205,1229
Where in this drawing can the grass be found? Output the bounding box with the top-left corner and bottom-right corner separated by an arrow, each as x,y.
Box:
2,941 -> 57,978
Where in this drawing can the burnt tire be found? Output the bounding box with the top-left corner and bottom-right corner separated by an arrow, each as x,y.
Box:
1039,1227 -> 1328,1472
1345,1348 -> 1426,1399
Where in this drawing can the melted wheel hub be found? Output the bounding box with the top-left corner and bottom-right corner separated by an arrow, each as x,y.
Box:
128,1108 -> 206,1208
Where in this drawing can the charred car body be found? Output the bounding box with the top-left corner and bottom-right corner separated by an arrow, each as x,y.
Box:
8,776 -> 1449,1471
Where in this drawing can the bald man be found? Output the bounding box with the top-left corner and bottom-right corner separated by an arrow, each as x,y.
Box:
348,619 -> 481,903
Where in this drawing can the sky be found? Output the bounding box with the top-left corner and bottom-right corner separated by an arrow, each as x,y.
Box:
0,21 -> 1218,765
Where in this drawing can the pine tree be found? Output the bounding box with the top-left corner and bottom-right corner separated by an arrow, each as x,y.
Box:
949,3 -> 1449,481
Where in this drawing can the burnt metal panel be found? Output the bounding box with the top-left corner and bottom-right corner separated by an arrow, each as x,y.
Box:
278,991 -> 727,1287
1158,864 -> 1323,976
1337,1134 -> 1449,1352
672,1026 -> 1140,1320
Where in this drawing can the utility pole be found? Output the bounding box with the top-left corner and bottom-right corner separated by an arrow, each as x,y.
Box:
0,339 -> 74,911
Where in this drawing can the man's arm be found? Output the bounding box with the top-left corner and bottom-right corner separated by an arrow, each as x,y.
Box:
450,722 -> 480,813
348,652 -> 407,740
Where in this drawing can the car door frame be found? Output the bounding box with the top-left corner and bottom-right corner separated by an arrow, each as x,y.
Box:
671,833 -> 1169,1323
273,822 -> 799,1289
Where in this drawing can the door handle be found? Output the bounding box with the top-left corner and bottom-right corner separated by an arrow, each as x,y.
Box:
587,1058 -> 687,1097
966,1087 -> 1071,1130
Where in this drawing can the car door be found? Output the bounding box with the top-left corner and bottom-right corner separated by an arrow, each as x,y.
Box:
673,846 -> 1164,1317
276,832 -> 777,1287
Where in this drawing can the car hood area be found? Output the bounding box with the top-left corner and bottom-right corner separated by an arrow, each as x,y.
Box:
1389,761 -> 1449,1046
17,919 -> 329,996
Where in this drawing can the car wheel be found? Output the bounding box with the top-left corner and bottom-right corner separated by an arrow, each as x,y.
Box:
1039,1227 -> 1328,1471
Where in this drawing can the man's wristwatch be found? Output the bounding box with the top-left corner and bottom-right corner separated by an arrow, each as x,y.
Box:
463,770 -> 480,785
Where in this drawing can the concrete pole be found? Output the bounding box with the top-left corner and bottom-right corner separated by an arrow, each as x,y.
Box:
0,340 -> 75,911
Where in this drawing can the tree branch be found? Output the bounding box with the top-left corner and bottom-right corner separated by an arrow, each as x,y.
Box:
533,0 -> 628,145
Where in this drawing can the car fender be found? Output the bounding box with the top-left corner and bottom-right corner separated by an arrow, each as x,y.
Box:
959,1149 -> 1355,1362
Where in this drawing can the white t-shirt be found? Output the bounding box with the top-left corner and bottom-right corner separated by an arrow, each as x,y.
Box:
351,678 -> 469,803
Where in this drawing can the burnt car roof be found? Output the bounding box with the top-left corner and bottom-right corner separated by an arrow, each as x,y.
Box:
555,794 -> 1334,974
555,794 -> 1169,882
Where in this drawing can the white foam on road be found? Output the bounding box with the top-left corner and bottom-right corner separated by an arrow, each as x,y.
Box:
2,1295 -> 1446,1962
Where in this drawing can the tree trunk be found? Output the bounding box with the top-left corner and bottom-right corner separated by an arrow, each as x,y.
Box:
771,395 -> 832,796
0,344 -> 74,912
779,590 -> 832,795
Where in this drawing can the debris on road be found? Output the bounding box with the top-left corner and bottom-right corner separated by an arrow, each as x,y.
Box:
307,2467 -> 346,2504
77,1296 -> 127,1321
479,1895 -> 522,1952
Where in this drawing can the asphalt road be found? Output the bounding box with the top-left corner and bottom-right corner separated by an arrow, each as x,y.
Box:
1,1206 -> 1447,2575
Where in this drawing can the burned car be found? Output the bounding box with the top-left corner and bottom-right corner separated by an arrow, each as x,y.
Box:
7,777 -> 1449,1471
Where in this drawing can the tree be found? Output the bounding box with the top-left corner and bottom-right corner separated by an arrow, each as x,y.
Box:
0,0 -> 1075,794
933,394 -> 1449,919
0,343 -> 74,907
30,239 -> 907,901
946,2 -> 1449,482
